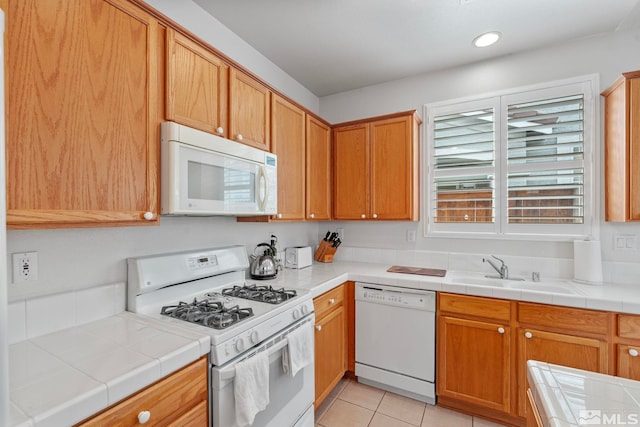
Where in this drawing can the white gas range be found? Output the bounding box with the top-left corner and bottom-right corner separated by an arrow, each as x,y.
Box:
127,245 -> 315,427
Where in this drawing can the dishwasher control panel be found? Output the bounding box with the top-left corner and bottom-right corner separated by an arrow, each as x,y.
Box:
355,282 -> 435,311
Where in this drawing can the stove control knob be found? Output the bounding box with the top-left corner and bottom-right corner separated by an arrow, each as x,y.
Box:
235,338 -> 246,352
292,308 -> 301,319
250,331 -> 260,344
301,305 -> 309,315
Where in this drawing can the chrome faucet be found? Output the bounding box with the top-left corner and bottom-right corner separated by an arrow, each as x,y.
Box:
483,255 -> 508,279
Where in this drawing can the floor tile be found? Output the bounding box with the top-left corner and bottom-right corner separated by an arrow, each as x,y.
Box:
421,404 -> 473,427
472,417 -> 505,427
377,392 -> 426,426
338,380 -> 385,411
317,399 -> 374,427
370,412 -> 417,427
314,395 -> 336,422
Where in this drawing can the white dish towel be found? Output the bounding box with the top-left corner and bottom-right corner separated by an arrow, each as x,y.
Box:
282,322 -> 314,377
234,351 -> 270,427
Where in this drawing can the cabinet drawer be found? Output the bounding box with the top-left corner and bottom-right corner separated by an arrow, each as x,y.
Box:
314,285 -> 345,320
518,303 -> 608,335
77,357 -> 208,426
618,314 -> 640,339
438,293 -> 511,321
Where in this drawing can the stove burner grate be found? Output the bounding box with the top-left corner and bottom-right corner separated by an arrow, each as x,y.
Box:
221,284 -> 297,304
161,297 -> 253,329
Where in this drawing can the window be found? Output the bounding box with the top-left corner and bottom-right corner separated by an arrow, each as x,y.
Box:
425,76 -> 597,239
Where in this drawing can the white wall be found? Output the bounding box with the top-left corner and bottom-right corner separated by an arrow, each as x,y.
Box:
144,0 -> 320,114
320,27 -> 640,267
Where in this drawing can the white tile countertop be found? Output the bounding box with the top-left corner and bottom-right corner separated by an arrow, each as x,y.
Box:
9,312 -> 210,427
527,360 -> 640,427
269,261 -> 640,314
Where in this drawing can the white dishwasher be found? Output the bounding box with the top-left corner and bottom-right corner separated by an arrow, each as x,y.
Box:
355,282 -> 436,404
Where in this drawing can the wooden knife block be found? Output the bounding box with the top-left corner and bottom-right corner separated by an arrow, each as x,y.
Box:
314,240 -> 337,263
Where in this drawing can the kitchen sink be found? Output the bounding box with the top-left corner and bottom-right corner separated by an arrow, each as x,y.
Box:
447,272 -> 582,295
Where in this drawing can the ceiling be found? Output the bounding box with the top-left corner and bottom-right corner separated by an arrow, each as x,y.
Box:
193,0 -> 640,97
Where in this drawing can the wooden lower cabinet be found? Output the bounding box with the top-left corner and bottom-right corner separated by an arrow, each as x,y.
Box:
438,316 -> 511,412
438,293 -> 615,425
516,328 -> 608,416
314,284 -> 347,409
525,389 -> 543,427
76,357 -> 208,426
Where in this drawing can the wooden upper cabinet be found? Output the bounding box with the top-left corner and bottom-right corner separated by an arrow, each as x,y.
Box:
333,123 -> 370,219
371,114 -> 420,220
271,94 -> 305,220
229,68 -> 271,151
602,70 -> 640,221
165,28 -> 228,136
333,111 -> 420,220
306,116 -> 332,221
6,0 -> 163,228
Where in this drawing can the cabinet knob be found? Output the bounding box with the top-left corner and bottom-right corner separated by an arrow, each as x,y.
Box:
361,214 -> 366,219
329,298 -> 335,304
277,213 -> 283,219
309,213 -> 315,219
498,327 -> 505,334
525,331 -> 533,339
373,213 -> 378,219
216,126 -> 224,135
143,211 -> 154,221
315,325 -> 322,331
138,411 -> 151,424
630,349 -> 639,357
237,134 -> 244,141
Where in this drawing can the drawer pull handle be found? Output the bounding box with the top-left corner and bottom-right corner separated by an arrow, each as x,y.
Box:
630,349 -> 639,357
497,327 -> 505,334
525,332 -> 533,339
138,411 -> 151,424
315,325 -> 322,331
329,298 -> 336,304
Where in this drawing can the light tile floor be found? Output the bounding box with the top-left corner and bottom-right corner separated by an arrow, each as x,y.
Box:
315,378 -> 505,427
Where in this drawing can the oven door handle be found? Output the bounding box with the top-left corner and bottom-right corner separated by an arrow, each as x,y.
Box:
218,337 -> 289,382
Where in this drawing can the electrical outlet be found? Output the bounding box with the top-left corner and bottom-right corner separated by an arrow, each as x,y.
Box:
12,252 -> 38,283
407,230 -> 417,242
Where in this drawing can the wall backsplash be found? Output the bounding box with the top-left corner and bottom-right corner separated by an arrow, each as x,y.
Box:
6,217 -> 321,302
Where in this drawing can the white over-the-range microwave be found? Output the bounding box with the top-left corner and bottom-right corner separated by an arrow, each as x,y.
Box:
160,121 -> 277,216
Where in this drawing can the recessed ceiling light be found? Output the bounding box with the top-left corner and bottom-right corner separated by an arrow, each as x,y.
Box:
473,31 -> 501,48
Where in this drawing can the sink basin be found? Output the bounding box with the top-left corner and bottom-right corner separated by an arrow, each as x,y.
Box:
447,272 -> 581,295
503,282 -> 578,295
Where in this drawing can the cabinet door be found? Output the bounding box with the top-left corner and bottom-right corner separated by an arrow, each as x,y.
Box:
437,316 -> 511,413
517,328 -> 608,416
370,115 -> 418,220
333,124 -> 369,219
7,0 -> 162,228
229,68 -> 271,151
166,28 -> 228,136
314,306 -> 346,408
618,344 -> 640,380
306,116 -> 332,221
271,94 -> 305,220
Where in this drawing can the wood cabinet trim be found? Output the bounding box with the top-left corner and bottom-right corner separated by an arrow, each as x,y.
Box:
332,109 -> 422,128
517,302 -> 609,335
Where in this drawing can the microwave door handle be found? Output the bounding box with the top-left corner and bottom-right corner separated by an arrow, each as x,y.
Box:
218,336 -> 289,382
258,165 -> 268,212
